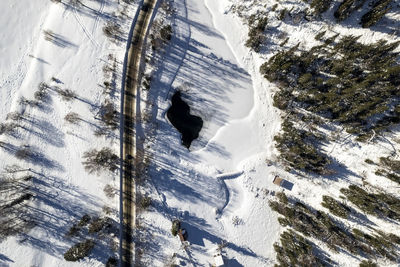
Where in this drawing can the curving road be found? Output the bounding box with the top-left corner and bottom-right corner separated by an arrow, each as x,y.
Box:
120,0 -> 157,266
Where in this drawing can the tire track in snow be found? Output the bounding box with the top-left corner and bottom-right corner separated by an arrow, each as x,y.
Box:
73,7 -> 99,47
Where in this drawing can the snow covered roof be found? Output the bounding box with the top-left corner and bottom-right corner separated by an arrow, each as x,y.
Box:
213,252 -> 224,267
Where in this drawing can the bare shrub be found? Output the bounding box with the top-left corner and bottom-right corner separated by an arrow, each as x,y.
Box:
68,0 -> 83,7
161,0 -> 175,15
66,224 -> 80,237
34,83 -> 49,102
64,112 -> 80,124
0,213 -> 35,240
102,206 -> 113,215
51,76 -> 62,83
65,214 -> 91,237
53,86 -> 76,101
99,100 -> 118,129
15,147 -> 34,160
0,141 -> 7,149
6,111 -> 23,121
103,22 -> 121,39
43,30 -> 54,42
4,165 -> 23,173
139,195 -> 151,210
102,64 -> 114,77
19,97 -> 39,107
82,147 -> 119,174
0,122 -> 19,135
164,253 -> 178,267
93,127 -> 109,137
0,176 -> 35,239
102,81 -> 113,95
103,184 -> 116,198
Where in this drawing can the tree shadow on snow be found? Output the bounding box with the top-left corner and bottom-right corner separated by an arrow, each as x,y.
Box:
1,170 -> 103,260
0,254 -> 14,264
0,143 -> 64,171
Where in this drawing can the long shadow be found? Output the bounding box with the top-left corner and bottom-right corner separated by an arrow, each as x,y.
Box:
20,116 -> 65,148
61,0 -> 116,21
149,168 -> 204,203
150,35 -> 252,146
0,253 -> 14,264
225,258 -> 243,267
45,32 -> 78,48
79,118 -> 119,139
0,170 -> 103,260
29,56 -> 50,65
146,193 -> 269,263
0,143 -> 64,171
74,95 -> 101,110
312,241 -> 338,266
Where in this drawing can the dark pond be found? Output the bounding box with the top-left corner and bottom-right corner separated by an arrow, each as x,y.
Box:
167,91 -> 203,148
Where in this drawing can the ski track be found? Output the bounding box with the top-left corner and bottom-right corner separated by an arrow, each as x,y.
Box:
73,6 -> 99,47
92,0 -> 105,34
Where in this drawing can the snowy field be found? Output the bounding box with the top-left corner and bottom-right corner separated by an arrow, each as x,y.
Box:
0,0 -> 137,266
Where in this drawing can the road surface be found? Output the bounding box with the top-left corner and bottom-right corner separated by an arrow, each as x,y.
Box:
121,0 -> 157,266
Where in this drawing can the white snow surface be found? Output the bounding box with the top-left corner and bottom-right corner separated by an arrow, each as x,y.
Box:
0,0 -> 136,266
1,0 -> 399,266
140,0 -> 400,266
140,0 -> 281,266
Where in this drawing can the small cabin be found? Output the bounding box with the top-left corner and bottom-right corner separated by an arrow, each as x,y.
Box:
273,175 -> 294,191
212,247 -> 225,267
273,176 -> 283,186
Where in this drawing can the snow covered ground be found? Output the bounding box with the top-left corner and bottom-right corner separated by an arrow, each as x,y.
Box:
138,0 -> 283,265
1,0 -> 399,266
0,0 -> 137,266
139,0 -> 400,266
